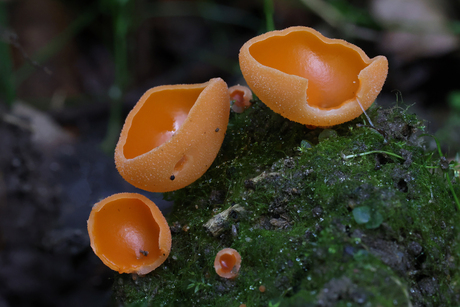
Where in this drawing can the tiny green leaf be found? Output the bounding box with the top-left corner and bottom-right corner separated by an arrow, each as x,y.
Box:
318,129 -> 338,142
366,211 -> 383,229
353,206 -> 371,224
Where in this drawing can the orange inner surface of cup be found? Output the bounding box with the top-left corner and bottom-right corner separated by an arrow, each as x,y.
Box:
123,88 -> 204,159
92,197 -> 161,269
249,31 -> 367,110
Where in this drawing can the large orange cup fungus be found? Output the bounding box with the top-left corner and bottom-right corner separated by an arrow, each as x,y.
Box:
87,193 -> 172,275
214,248 -> 241,279
115,78 -> 230,192
239,26 -> 389,127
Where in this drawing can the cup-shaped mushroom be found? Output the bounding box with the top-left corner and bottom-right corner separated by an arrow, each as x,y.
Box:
115,78 -> 230,192
229,85 -> 253,113
214,248 -> 241,279
239,26 -> 389,127
87,193 -> 171,275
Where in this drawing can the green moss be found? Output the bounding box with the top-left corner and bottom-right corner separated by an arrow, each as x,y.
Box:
113,99 -> 460,306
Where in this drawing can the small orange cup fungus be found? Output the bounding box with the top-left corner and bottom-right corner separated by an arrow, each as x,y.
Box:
87,193 -> 171,275
115,78 -> 230,192
214,248 -> 241,279
239,26 -> 389,127
229,85 -> 253,113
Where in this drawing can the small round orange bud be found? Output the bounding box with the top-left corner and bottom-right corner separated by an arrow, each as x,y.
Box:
214,248 -> 241,279
229,85 -> 253,113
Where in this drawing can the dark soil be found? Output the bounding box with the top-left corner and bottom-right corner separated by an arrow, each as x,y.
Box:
0,104 -> 171,307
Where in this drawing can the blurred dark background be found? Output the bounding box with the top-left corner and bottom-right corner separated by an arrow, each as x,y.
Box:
0,0 -> 459,306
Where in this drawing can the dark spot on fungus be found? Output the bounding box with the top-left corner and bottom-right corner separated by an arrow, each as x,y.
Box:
215,128 -> 220,132
170,175 -> 175,181
140,249 -> 149,256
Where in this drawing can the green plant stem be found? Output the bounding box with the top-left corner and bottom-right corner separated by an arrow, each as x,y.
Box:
0,3 -> 15,106
299,0 -> 345,28
140,2 -> 260,30
343,150 -> 404,161
13,6 -> 97,86
101,2 -> 130,153
263,0 -> 275,32
447,172 -> 460,210
421,133 -> 460,210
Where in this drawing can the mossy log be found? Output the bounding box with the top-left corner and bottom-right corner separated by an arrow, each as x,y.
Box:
113,99 -> 460,307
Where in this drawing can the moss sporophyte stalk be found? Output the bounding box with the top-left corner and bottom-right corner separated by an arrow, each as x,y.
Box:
86,26 -> 460,306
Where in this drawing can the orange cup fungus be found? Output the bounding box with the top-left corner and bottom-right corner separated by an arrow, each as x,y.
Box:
115,78 -> 230,192
229,85 -> 253,113
239,26 -> 389,127
87,193 -> 171,275
214,248 -> 241,279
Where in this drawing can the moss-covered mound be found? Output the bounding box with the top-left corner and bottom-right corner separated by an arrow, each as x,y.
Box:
113,99 -> 460,307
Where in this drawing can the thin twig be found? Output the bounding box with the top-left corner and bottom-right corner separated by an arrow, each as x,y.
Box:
1,113 -> 32,131
298,0 -> 380,41
343,150 -> 404,160
356,98 -> 374,127
0,26 -> 52,75
299,0 -> 344,28
264,0 -> 275,32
